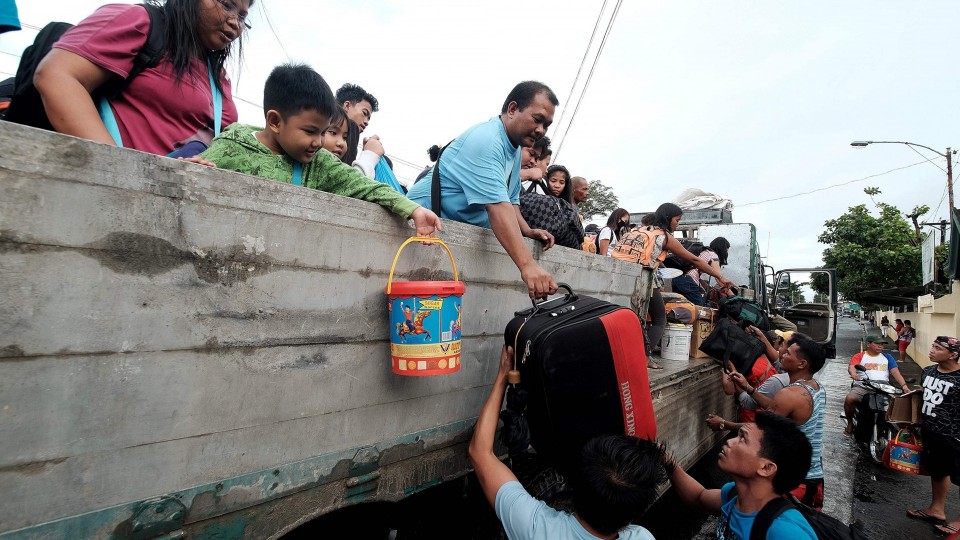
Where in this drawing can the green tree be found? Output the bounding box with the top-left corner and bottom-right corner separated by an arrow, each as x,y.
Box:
818,202 -> 922,303
579,179 -> 619,222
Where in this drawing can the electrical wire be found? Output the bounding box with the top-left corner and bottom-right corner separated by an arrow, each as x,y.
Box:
386,153 -> 425,171
0,50 -> 21,59
905,143 -> 948,173
233,95 -> 262,108
258,3 -> 291,61
739,159 -> 931,207
553,0 -> 624,161
930,183 -> 949,220
550,1 -> 608,142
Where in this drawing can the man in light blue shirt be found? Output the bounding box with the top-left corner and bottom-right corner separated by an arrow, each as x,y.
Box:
408,81 -> 559,299
469,345 -> 666,540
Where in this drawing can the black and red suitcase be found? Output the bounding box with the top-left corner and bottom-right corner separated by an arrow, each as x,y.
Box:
503,284 -> 657,475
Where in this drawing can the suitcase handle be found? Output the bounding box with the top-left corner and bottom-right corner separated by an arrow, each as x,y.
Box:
527,282 -> 577,316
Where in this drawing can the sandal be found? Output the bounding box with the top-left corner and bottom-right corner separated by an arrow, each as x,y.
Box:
935,523 -> 959,536
648,361 -> 663,370
906,509 -> 946,524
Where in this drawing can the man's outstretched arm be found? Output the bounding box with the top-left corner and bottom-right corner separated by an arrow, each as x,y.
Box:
487,202 -> 557,299
469,345 -> 520,507
667,455 -> 722,513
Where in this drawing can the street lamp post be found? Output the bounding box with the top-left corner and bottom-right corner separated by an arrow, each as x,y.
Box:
850,140 -> 955,213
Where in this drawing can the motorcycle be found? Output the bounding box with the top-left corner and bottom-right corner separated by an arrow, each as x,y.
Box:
847,364 -> 904,464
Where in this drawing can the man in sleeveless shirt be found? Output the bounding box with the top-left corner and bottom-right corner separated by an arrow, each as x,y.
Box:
730,335 -> 827,510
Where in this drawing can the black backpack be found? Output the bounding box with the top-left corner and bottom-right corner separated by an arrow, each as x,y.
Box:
698,317 -> 765,374
720,296 -> 772,332
749,494 -> 868,540
662,239 -> 705,273
2,3 -> 166,130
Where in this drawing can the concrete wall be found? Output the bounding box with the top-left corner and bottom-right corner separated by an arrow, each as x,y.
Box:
875,282 -> 960,368
0,124 -> 729,538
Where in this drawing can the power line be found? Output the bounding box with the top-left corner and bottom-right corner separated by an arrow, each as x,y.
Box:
233,94 -> 262,108
739,159 -> 931,207
904,143 -> 947,173
257,4 -> 291,61
930,184 -> 949,220
0,50 -> 21,59
554,0 -> 624,160
386,153 -> 426,171
551,1 -> 608,143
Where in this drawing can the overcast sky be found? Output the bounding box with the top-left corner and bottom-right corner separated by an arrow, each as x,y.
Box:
3,0 -> 957,273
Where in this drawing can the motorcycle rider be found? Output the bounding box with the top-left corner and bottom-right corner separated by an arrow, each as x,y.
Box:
843,335 -> 910,436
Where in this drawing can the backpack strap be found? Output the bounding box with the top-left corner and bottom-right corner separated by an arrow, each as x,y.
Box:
430,142 -> 451,216
208,61 -> 223,137
292,162 -> 303,186
97,3 -> 168,147
97,97 -> 124,147
749,497 -> 793,540
432,139 -> 518,216
128,4 -> 167,83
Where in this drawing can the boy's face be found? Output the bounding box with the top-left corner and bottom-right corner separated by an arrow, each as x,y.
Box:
718,424 -> 770,480
521,146 -> 540,169
268,109 -> 329,164
320,118 -> 349,160
343,99 -> 374,132
537,153 -> 551,171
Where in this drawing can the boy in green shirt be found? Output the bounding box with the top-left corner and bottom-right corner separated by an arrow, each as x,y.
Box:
200,63 -> 440,236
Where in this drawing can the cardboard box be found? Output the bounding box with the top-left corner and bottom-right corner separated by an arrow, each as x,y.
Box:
695,306 -> 717,323
886,390 -> 922,424
690,312 -> 718,359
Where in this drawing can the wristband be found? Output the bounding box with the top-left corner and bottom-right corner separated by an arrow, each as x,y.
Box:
748,387 -> 756,395
720,421 -> 725,431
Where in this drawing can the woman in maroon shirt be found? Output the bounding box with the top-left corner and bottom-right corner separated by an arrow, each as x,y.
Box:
34,0 -> 252,155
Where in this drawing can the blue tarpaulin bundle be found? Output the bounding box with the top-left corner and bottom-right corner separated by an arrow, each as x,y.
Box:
374,157 -> 406,193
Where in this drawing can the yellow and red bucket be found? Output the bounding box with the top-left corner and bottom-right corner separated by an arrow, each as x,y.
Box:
385,237 -> 466,376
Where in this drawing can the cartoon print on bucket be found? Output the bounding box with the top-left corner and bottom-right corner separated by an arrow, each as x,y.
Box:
386,238 -> 466,376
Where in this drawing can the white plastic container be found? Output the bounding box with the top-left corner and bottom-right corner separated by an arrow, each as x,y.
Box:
661,324 -> 693,362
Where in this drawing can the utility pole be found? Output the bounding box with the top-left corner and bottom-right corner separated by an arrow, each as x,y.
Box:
922,220 -> 949,243
948,147 -> 954,215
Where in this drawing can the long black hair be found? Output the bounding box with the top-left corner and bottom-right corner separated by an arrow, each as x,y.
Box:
709,237 -> 731,266
153,0 -> 255,93
343,119 -> 360,164
652,203 -> 683,232
605,208 -> 630,239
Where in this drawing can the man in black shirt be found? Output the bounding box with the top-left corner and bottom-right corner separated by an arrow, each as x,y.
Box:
906,336 -> 960,535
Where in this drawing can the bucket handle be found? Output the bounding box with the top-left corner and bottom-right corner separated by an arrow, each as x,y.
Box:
386,237 -> 459,295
